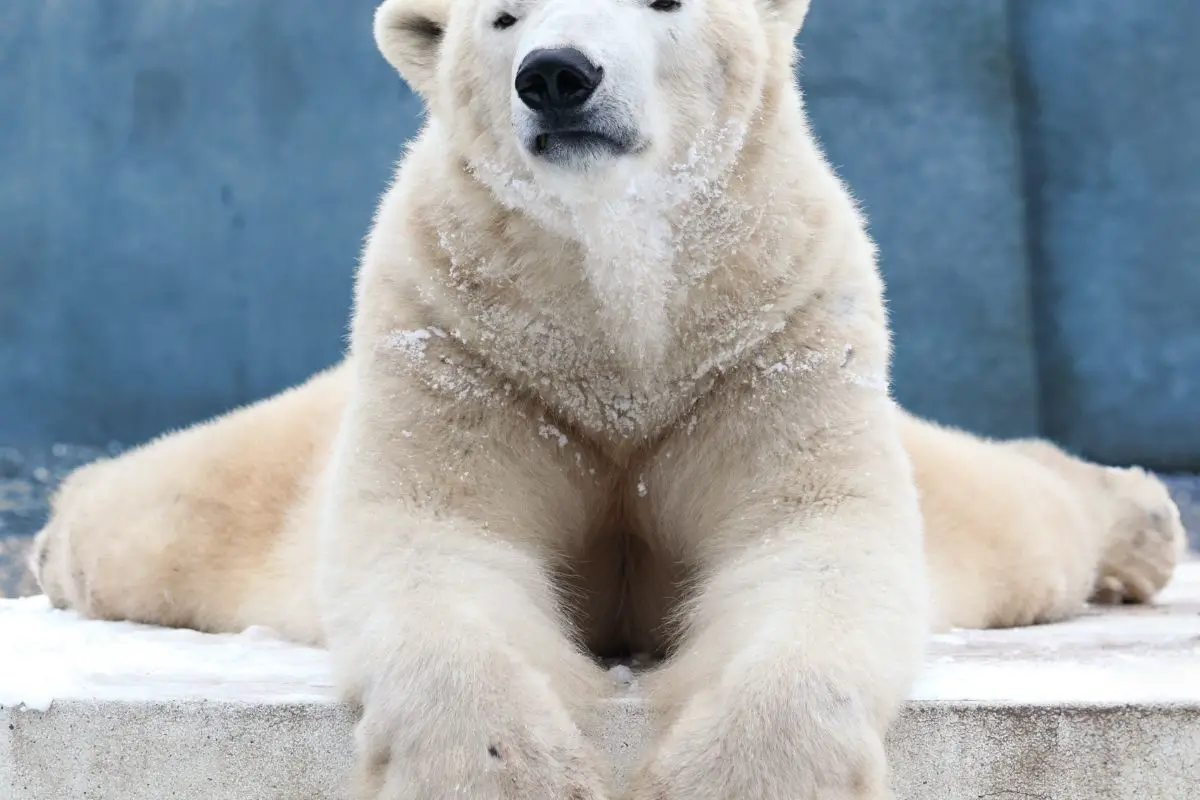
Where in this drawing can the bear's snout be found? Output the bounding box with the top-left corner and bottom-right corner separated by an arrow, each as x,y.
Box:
515,48 -> 603,113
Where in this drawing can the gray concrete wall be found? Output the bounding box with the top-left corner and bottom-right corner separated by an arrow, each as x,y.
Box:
1,1 -> 1198,470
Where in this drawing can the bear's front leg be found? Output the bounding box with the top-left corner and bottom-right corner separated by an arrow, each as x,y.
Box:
627,370 -> 928,799
320,364 -> 615,800
326,524 -> 612,800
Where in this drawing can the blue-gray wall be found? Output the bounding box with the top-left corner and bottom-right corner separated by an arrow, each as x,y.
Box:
2,0 -> 1199,470
1011,0 -> 1200,470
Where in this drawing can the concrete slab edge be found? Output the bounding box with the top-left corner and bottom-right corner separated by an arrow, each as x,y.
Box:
3,698 -> 1197,800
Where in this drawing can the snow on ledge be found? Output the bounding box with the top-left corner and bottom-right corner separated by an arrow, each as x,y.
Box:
2,562 -> 1198,713
0,600 -> 337,711
915,559 -> 1200,705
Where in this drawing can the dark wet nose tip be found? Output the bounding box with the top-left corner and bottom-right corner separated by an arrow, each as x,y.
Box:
515,47 -> 603,112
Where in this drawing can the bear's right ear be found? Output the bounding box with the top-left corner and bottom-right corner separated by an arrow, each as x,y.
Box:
374,0 -> 448,99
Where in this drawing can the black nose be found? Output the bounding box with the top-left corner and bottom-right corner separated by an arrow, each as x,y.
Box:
515,48 -> 603,113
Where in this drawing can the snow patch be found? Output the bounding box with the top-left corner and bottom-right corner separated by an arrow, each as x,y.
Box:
0,596 -> 335,710
915,561 -> 1200,704
3,565 -> 1197,712
388,328 -> 436,362
538,422 -> 569,448
608,664 -> 636,688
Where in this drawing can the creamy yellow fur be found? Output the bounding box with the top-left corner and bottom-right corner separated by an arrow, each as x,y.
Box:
32,361 -> 1184,644
902,411 -> 1185,631
30,0 -> 1188,797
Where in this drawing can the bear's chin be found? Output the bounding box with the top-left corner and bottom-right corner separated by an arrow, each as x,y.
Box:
523,129 -> 643,170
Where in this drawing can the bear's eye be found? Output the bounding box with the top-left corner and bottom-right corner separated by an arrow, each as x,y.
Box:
649,0 -> 682,10
493,12 -> 518,29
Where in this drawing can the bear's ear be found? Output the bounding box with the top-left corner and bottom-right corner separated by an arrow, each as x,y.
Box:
374,0 -> 448,99
765,0 -> 811,32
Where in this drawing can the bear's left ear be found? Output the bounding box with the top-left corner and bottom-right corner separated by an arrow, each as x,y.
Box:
764,0 -> 811,32
374,0 -> 448,100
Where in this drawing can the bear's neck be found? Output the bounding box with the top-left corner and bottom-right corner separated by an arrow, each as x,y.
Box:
384,102 -> 873,442
464,116 -> 820,362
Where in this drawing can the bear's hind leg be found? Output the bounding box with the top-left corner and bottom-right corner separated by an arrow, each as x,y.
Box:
1005,440 -> 1188,607
31,364 -> 349,644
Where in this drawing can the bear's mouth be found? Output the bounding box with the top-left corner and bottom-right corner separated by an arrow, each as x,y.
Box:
527,129 -> 639,163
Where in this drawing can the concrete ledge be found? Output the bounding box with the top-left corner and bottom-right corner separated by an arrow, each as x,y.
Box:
2,563 -> 1199,799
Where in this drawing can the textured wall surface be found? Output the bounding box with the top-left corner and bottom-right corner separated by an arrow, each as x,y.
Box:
1,1 -> 1198,470
0,0 -> 403,446
801,0 -> 1039,440
1011,0 -> 1200,470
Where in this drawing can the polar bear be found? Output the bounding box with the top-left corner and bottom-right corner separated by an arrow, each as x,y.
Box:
30,0 -> 1187,798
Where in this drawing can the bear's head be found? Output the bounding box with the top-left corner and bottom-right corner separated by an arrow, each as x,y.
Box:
374,0 -> 812,202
